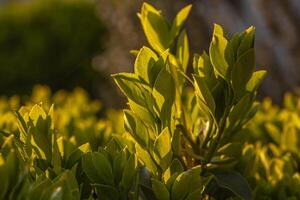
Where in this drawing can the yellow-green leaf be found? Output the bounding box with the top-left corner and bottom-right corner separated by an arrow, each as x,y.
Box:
209,27 -> 229,79
232,48 -> 255,92
176,30 -> 189,72
138,3 -> 171,53
152,179 -> 170,200
170,4 -> 192,40
154,128 -> 171,159
135,46 -> 158,84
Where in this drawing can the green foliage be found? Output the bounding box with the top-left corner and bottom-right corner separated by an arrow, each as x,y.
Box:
8,2 -> 300,200
236,92 -> 300,199
112,2 -> 266,200
82,143 -> 138,199
0,0 -> 106,95
0,86 -> 125,199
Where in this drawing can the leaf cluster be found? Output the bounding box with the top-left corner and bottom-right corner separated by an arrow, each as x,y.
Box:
0,2 -> 273,200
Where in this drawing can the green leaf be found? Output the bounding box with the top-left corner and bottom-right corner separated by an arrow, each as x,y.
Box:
124,110 -> 149,148
112,73 -> 154,109
15,109 -> 28,142
232,48 -> 255,92
195,52 -> 218,93
152,179 -> 170,200
196,52 -> 213,77
154,128 -> 172,171
212,170 -> 253,200
130,49 -> 139,57
48,104 -> 55,130
170,4 -> 192,40
66,143 -> 91,169
171,170 -> 203,200
193,75 -> 216,114
112,149 -> 127,184
135,144 -> 157,174
209,24 -> 229,79
176,30 -> 189,72
52,140 -> 62,174
213,23 -> 225,36
282,125 -> 299,153
195,94 -> 214,121
246,70 -> 267,93
171,175 -> 189,200
185,188 -> 202,200
229,33 -> 242,61
169,159 -> 184,175
216,143 -> 243,159
40,170 -> 80,200
29,105 -> 52,160
237,26 -> 255,57
163,159 -> 184,182
135,46 -> 158,84
153,64 -> 175,127
228,93 -> 252,129
94,183 -> 119,200
92,152 -> 114,185
193,53 -> 200,73
154,128 -> 172,159
29,104 -> 47,125
166,173 -> 179,191
128,99 -> 156,126
225,38 -> 235,73
138,3 -> 171,53
121,154 -> 138,192
171,128 -> 181,156
82,153 -> 103,183
265,123 -> 281,145
27,176 -> 52,200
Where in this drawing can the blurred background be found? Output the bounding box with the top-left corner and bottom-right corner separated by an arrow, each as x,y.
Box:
1,0 -> 300,107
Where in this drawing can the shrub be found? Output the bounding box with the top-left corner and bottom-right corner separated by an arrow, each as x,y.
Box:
0,0 -> 107,95
112,3 -> 265,199
0,2 -> 274,200
238,92 -> 300,199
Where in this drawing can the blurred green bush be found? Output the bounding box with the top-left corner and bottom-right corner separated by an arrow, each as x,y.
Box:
0,0 -> 107,95
0,84 -> 124,148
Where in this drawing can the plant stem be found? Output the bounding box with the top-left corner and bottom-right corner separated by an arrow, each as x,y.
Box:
204,105 -> 230,165
177,124 -> 200,155
201,119 -> 214,150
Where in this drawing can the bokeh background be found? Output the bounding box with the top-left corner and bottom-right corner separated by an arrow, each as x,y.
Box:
1,0 -> 299,107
